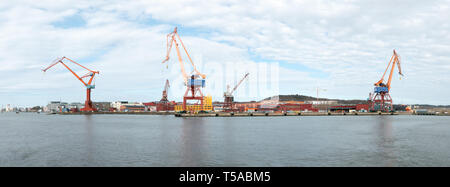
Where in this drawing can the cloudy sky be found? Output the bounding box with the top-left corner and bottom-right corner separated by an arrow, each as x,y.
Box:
1,0 -> 449,107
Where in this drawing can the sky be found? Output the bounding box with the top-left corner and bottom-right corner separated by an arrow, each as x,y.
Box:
0,0 -> 449,107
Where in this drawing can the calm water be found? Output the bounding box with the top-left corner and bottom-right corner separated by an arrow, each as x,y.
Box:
0,113 -> 449,167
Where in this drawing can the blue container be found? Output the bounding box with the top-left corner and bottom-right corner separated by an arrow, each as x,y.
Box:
374,86 -> 389,93
188,79 -> 205,87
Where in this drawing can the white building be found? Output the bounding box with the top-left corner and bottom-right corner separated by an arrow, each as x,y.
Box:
111,101 -> 145,112
45,101 -> 69,112
111,101 -> 129,111
68,102 -> 84,110
5,104 -> 13,112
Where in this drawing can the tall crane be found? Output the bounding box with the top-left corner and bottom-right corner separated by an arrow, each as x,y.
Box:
43,57 -> 99,112
162,27 -> 206,111
160,79 -> 170,103
224,73 -> 249,111
370,50 -> 404,112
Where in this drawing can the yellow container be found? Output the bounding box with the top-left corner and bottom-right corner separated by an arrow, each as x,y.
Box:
175,95 -> 213,112
175,105 -> 183,112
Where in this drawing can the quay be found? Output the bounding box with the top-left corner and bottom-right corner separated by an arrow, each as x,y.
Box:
56,111 -> 174,115
46,111 -> 445,116
174,112 -> 407,117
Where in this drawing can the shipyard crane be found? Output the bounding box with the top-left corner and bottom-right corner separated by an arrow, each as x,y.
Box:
370,50 -> 404,112
42,57 -> 99,112
160,79 -> 170,103
162,27 -> 206,111
224,73 -> 250,111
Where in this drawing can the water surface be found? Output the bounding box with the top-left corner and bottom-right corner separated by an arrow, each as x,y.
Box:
0,113 -> 449,166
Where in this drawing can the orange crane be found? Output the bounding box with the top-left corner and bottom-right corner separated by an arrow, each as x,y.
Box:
162,27 -> 206,111
370,50 -> 404,112
43,57 -> 99,112
224,73 -> 249,111
162,27 -> 206,83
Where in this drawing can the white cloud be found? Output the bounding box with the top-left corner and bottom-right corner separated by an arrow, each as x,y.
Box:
1,0 -> 450,106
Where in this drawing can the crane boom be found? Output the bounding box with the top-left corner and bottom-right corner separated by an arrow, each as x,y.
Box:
164,79 -> 170,92
231,73 -> 250,95
374,50 -> 403,91
162,27 -> 206,84
43,57 -> 99,87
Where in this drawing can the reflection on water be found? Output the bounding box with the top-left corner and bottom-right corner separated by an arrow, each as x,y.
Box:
83,115 -> 94,165
222,118 -> 237,165
375,116 -> 396,167
180,118 -> 206,166
1,113 -> 450,166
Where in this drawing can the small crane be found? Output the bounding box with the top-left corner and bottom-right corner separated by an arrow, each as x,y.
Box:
162,27 -> 206,111
160,79 -> 170,103
42,57 -> 99,112
224,73 -> 250,111
370,50 -> 404,112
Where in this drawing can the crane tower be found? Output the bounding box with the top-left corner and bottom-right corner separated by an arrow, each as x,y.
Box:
224,73 -> 249,111
162,27 -> 206,112
160,79 -> 170,103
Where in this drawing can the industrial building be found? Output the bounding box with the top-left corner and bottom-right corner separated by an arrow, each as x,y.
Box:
110,101 -> 129,111
329,104 -> 370,113
45,101 -> 68,113
143,102 -> 157,112
120,104 -> 146,112
45,101 -> 93,112
93,102 -> 112,112
68,103 -> 84,110
278,104 -> 319,112
110,101 -> 146,112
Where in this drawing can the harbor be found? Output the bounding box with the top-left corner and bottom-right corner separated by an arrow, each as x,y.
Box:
1,0 -> 450,170
0,27 -> 413,117
6,28 -> 441,118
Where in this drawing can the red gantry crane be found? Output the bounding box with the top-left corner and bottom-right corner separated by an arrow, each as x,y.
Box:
162,27 -> 206,111
224,73 -> 249,111
43,57 -> 100,112
370,50 -> 404,112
